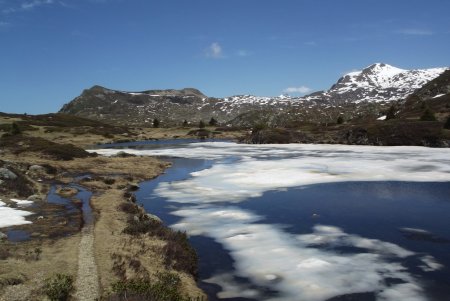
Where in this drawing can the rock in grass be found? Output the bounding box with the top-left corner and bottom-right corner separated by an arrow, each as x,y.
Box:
0,168 -> 17,180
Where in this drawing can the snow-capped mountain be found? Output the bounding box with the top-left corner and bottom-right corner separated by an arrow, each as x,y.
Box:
59,63 -> 448,125
306,63 -> 447,103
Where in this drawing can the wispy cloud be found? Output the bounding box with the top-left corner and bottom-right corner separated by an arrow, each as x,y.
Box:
21,0 -> 54,10
236,49 -> 252,57
283,86 -> 312,94
395,29 -> 434,36
205,42 -> 224,59
2,0 -> 55,14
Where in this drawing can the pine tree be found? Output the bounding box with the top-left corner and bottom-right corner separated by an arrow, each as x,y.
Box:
209,117 -> 218,126
182,120 -> 188,127
420,108 -> 437,121
198,120 -> 206,129
336,116 -> 344,124
386,105 -> 396,120
153,118 -> 160,128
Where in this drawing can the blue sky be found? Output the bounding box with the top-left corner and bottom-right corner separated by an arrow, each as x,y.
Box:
1,0 -> 449,114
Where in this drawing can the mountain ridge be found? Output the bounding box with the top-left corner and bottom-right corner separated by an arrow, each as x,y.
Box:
59,63 -> 448,126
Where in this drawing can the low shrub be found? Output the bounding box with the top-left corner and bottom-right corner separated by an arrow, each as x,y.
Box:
43,274 -> 74,301
0,276 -> 24,289
123,216 -> 198,277
118,202 -> 140,215
0,135 -> 92,160
0,246 -> 11,260
109,272 -> 203,301
103,177 -> 116,185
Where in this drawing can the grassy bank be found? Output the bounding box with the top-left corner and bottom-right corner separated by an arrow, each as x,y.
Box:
0,113 -> 206,300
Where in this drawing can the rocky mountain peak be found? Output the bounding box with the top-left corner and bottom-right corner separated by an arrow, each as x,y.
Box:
59,63 -> 448,126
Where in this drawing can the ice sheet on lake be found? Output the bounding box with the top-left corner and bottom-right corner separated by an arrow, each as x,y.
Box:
92,143 -> 450,300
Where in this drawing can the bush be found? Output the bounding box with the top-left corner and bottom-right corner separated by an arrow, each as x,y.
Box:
336,116 -> 344,124
110,272 -> 203,301
10,123 -> 21,135
103,177 -> 116,185
123,216 -> 198,276
208,117 -> 217,126
153,118 -> 160,128
251,122 -> 267,134
444,116 -> 450,129
118,202 -> 140,215
0,135 -> 91,160
198,120 -> 205,129
420,108 -> 437,121
43,274 -> 74,301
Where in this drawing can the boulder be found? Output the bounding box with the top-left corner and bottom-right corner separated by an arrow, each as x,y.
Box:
27,165 -> 48,179
146,213 -> 162,223
0,168 -> 17,180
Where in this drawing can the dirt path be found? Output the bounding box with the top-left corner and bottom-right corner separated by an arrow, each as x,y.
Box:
74,224 -> 100,300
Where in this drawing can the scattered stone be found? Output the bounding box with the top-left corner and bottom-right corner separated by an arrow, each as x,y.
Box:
28,195 -> 42,201
29,165 -> 45,172
0,167 -> 17,180
146,213 -> 162,223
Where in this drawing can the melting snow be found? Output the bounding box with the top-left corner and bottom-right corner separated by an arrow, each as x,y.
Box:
0,199 -> 33,228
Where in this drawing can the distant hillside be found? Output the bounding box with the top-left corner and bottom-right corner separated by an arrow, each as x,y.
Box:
59,63 -> 448,126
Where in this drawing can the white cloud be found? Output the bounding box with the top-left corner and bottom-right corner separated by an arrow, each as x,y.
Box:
205,42 -> 224,59
283,86 -> 312,94
395,29 -> 434,36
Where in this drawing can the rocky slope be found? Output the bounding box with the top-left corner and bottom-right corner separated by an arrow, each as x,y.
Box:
59,63 -> 448,126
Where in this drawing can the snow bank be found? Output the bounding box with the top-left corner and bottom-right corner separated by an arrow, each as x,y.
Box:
0,199 -> 33,228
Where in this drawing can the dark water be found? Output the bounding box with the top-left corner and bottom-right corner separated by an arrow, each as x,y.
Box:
135,159 -> 450,301
6,229 -> 30,242
47,183 -> 93,226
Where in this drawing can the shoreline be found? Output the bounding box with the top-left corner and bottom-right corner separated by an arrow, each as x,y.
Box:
0,143 -> 205,300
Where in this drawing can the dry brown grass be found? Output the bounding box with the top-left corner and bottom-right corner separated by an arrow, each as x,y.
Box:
0,114 -> 207,300
0,236 -> 80,301
88,172 -> 204,299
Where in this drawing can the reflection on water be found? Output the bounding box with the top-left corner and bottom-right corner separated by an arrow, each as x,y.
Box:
7,229 -> 30,242
47,183 -> 93,226
100,141 -> 450,301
